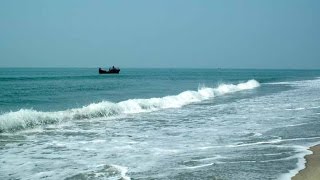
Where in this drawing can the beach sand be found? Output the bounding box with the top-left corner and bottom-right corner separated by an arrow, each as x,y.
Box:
292,145 -> 320,180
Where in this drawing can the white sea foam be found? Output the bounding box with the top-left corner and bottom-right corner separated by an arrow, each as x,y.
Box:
265,78 -> 320,87
285,107 -> 305,111
283,123 -> 308,127
265,82 -> 294,85
277,145 -> 311,180
181,163 -> 214,169
226,137 -> 282,148
194,155 -> 225,162
66,164 -> 131,180
310,106 -> 320,109
281,137 -> 320,142
0,79 -> 260,132
111,165 -> 131,180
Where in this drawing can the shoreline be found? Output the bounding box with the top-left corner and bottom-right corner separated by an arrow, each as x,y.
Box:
292,144 -> 320,180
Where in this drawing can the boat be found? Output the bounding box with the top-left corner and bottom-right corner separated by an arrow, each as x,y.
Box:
99,66 -> 120,74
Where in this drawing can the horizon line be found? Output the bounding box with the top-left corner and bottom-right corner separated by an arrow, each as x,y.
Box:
0,67 -> 320,70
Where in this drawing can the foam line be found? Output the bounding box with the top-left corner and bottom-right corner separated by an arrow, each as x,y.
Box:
278,146 -> 312,180
0,79 -> 260,132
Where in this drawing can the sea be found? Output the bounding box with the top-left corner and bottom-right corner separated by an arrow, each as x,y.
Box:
0,68 -> 320,180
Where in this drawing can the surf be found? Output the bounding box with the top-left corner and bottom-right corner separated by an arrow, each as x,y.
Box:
0,79 -> 260,132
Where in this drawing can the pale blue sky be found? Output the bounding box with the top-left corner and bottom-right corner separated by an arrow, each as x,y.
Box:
0,0 -> 319,68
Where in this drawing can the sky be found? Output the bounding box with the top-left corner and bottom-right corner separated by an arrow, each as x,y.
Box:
0,0 -> 319,69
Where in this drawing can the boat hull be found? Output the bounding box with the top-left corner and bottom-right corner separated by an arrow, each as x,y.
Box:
99,69 -> 120,74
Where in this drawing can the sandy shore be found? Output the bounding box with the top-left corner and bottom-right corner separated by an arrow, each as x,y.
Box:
292,144 -> 320,180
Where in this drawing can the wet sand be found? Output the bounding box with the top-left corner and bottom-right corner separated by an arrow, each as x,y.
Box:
292,145 -> 320,180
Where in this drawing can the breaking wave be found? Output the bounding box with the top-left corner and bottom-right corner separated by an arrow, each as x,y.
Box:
0,80 -> 260,132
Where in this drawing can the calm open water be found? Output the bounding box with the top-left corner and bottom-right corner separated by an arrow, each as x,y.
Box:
0,68 -> 320,180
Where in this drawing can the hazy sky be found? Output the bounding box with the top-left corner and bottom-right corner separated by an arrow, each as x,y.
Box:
0,1 -> 319,68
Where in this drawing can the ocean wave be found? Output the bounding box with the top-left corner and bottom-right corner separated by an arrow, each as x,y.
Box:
0,79 -> 260,132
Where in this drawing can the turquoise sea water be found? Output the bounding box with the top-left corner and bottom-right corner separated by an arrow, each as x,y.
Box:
0,68 -> 320,180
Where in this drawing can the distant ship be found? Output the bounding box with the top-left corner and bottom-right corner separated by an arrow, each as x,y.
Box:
99,66 -> 120,74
